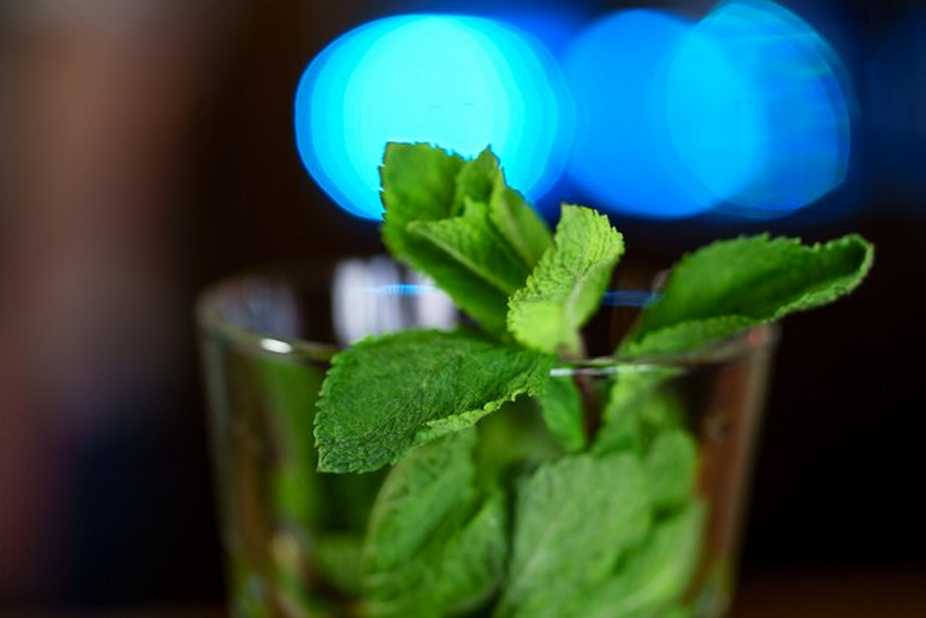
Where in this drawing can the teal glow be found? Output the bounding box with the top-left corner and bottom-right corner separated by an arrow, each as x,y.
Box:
564,10 -> 717,219
564,2 -> 852,220
295,15 -> 570,220
668,0 -> 852,216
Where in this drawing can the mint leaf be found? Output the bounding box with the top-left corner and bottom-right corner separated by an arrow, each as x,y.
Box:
363,431 -> 476,618
594,369 -> 682,456
452,147 -> 553,266
364,431 -> 477,573
453,148 -> 501,210
644,429 -> 698,514
315,329 -> 554,473
508,205 -> 625,355
572,501 -> 706,618
409,199 -> 532,296
489,176 -> 553,266
623,317 -> 757,357
536,375 -> 586,453
381,144 -> 551,334
381,142 -> 465,253
366,495 -> 507,618
622,234 -> 873,356
363,431 -> 506,617
435,490 -> 508,613
381,143 -> 506,332
407,149 -> 553,312
498,452 -> 650,617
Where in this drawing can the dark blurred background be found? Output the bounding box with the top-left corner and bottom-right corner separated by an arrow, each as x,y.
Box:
1,0 -> 924,611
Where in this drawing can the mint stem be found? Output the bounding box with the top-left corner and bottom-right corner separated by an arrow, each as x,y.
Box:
574,374 -> 601,444
562,340 -> 601,444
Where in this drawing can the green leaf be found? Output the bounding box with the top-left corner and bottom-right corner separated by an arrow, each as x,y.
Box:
489,175 -> 553,266
380,144 -> 551,334
365,497 -> 507,618
644,429 -> 698,514
451,146 -> 553,266
362,431 -> 506,618
453,147 -> 501,211
435,490 -> 508,614
381,143 -> 508,332
571,501 -> 706,618
498,452 -> 651,617
536,375 -> 586,453
622,234 -> 873,356
363,431 -> 477,575
381,143 -> 465,249
508,205 -> 625,355
315,329 -> 555,473
409,199 -> 532,296
363,431 -> 475,617
593,369 -> 683,457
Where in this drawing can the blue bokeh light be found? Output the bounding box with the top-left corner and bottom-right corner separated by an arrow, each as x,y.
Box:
564,10 -> 717,219
295,15 -> 570,220
668,0 -> 853,216
563,2 -> 852,220
489,7 -> 587,57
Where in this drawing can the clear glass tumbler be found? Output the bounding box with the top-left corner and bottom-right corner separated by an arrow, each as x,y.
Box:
196,256 -> 777,618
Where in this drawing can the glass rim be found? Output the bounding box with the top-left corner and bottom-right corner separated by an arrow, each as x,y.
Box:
196,259 -> 780,373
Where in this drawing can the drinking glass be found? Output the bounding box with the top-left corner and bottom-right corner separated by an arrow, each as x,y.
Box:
197,256 -> 777,618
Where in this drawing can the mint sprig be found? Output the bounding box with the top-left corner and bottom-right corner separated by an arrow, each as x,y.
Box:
310,143 -> 873,618
621,233 -> 873,357
452,147 -> 553,266
381,144 -> 552,334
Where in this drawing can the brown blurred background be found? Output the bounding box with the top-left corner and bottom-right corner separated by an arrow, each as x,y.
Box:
1,0 -> 924,611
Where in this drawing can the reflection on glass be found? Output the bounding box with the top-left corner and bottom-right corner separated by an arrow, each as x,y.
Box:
332,256 -> 456,345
